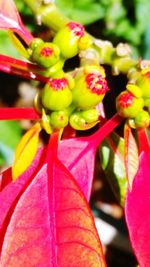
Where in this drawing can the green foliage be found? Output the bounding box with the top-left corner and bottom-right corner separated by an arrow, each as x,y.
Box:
55,0 -> 105,25
0,121 -> 23,165
55,0 -> 150,58
99,132 -> 127,206
11,0 -> 150,58
0,31 -> 20,58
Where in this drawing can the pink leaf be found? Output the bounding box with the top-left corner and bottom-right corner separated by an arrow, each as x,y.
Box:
59,113 -> 123,201
124,124 -> 139,190
125,151 -> 150,266
0,134 -> 106,267
0,0 -> 33,44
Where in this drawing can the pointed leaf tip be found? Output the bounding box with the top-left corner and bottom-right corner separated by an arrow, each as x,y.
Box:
12,122 -> 41,181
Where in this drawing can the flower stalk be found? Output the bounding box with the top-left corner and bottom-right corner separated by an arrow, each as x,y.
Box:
0,108 -> 40,120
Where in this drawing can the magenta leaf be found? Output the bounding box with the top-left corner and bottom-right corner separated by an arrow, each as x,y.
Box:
0,0 -> 33,44
0,134 -> 106,266
125,151 -> 150,266
59,113 -> 123,201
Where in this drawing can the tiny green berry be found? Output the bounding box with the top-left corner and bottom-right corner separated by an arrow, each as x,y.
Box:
116,91 -> 144,118
72,66 -> 109,110
31,42 -> 60,68
81,109 -> 99,123
30,38 -> 44,50
53,21 -> 85,59
134,110 -> 150,129
41,78 -> 72,111
69,111 -> 99,130
126,84 -> 142,98
50,110 -> 69,129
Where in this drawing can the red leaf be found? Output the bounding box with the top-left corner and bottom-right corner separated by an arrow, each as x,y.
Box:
125,151 -> 150,266
0,134 -> 106,267
0,0 -> 33,44
0,168 -> 12,191
124,124 -> 139,190
59,113 -> 123,201
137,128 -> 150,153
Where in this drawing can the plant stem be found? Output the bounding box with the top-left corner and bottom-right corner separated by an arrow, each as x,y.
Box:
0,64 -> 48,83
23,0 -> 69,32
88,113 -> 123,148
0,108 -> 40,120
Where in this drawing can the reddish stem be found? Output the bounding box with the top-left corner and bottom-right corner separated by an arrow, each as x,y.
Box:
0,108 -> 40,120
0,54 -> 49,83
137,129 -> 150,153
0,55 -> 42,72
88,113 -> 123,148
0,63 -> 48,83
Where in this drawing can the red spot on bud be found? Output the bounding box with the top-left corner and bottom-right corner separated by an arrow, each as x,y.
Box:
49,78 -> 68,91
118,92 -> 134,108
40,47 -> 53,57
67,22 -> 84,37
86,73 -> 109,95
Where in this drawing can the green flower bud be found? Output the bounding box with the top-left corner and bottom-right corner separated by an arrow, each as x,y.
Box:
72,66 -> 109,110
69,110 -> 99,130
50,110 -> 69,129
134,110 -> 150,129
31,42 -> 60,68
126,84 -> 142,98
53,21 -> 86,59
80,108 -> 99,123
30,38 -> 44,50
116,91 -> 144,118
41,77 -> 72,111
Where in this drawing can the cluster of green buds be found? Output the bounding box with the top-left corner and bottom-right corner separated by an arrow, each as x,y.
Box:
116,80 -> 150,129
36,64 -> 108,132
29,21 -> 109,132
29,21 -> 92,77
